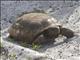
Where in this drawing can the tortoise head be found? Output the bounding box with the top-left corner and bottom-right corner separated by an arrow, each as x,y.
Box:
59,27 -> 74,38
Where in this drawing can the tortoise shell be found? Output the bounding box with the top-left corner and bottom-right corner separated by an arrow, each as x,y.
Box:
8,12 -> 61,44
8,12 -> 74,44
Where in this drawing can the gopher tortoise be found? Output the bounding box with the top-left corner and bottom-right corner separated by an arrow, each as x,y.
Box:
8,11 -> 74,45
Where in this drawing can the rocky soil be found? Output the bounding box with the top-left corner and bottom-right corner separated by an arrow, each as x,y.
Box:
1,1 -> 80,60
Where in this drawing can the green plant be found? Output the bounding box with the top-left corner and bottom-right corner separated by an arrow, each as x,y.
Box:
32,43 -> 41,50
20,42 -> 28,47
8,52 -> 17,60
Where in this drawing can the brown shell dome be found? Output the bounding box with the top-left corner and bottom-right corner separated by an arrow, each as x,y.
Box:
8,12 -> 60,44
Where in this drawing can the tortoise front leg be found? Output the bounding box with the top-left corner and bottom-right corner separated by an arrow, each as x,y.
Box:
43,27 -> 59,43
32,27 -> 58,45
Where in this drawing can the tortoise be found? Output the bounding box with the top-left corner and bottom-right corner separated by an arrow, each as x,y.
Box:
8,10 -> 74,45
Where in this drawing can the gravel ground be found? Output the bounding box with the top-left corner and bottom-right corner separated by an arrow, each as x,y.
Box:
1,1 -> 80,60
